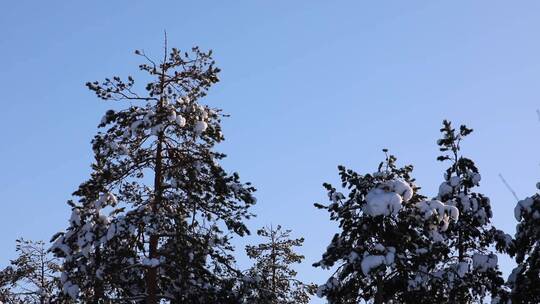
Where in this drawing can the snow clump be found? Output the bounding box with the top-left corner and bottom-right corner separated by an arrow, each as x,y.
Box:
363,180 -> 413,217
514,197 -> 535,221
472,253 -> 497,272
360,246 -> 396,275
194,121 -> 208,134
416,199 -> 459,231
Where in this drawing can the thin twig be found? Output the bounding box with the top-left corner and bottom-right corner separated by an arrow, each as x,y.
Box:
499,173 -> 519,201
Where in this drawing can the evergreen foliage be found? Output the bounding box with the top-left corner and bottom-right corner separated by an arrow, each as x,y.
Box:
313,121 -> 514,304
314,151 -> 437,303
242,225 -> 315,304
507,185 -> 540,303
0,239 -> 61,304
4,40 -> 540,304
427,120 -> 508,303
49,43 -> 256,303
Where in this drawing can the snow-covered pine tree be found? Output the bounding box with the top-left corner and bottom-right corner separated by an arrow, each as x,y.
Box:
50,42 -> 256,303
0,239 -> 61,304
241,225 -> 315,304
506,185 -> 540,303
314,151 -> 446,303
426,120 -> 509,303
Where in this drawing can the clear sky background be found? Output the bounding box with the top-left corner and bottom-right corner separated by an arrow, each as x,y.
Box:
1,1 -> 540,303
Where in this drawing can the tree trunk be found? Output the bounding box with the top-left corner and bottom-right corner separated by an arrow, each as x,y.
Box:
40,251 -> 45,304
270,226 -> 277,295
94,247 -> 104,304
375,280 -> 384,304
147,43 -> 167,304
147,132 -> 164,304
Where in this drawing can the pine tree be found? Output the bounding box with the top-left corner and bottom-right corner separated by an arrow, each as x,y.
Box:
314,151 -> 446,303
0,239 -> 61,304
241,225 -> 315,304
425,120 -> 509,303
50,41 -> 256,303
506,184 -> 540,303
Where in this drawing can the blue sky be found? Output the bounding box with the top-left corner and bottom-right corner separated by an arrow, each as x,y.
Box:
1,1 -> 540,302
